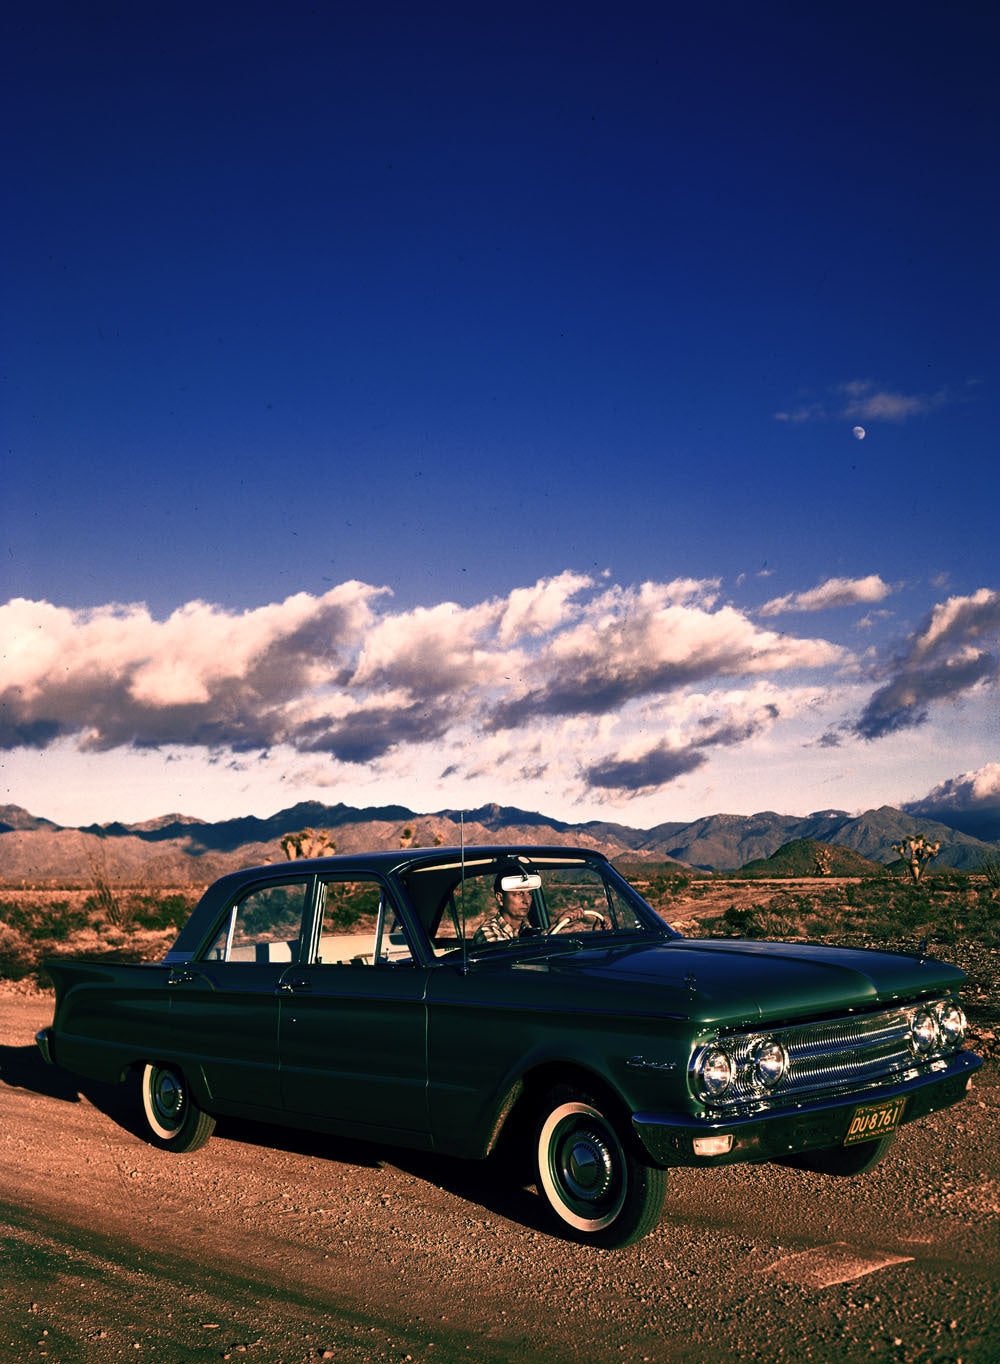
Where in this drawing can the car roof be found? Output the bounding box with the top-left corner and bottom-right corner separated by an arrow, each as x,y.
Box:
238,844 -> 611,877
166,845 -> 614,959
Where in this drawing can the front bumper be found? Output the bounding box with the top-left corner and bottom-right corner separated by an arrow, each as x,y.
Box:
632,1048 -> 982,1167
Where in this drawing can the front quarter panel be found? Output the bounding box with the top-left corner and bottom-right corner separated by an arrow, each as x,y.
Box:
424,958 -> 693,1157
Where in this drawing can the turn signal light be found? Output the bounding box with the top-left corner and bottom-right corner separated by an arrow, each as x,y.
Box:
693,1134 -> 734,1157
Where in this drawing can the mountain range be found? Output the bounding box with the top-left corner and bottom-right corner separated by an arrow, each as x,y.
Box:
1,799 -> 998,886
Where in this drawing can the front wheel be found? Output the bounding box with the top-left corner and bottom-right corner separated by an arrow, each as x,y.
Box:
534,1086 -> 666,1247
140,1063 -> 216,1152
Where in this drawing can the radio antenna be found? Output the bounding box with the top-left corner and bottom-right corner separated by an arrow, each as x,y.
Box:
460,811 -> 468,973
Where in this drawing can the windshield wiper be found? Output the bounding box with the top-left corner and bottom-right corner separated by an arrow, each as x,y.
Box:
466,934 -> 583,962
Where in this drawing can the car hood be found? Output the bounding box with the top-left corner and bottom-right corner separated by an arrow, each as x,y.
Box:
534,936 -> 967,1027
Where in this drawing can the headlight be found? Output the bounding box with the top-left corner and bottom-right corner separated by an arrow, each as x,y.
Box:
935,1001 -> 966,1048
695,1046 -> 734,1098
910,1007 -> 941,1055
752,1038 -> 789,1089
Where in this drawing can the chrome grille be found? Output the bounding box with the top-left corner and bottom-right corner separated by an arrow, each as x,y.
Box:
698,999 -> 954,1112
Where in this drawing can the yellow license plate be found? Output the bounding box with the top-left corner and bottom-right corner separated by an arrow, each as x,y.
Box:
844,1096 -> 907,1146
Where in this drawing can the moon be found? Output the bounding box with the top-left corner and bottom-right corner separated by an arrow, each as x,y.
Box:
852,426 -> 866,440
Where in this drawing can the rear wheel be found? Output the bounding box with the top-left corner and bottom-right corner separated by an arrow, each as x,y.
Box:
534,1085 -> 666,1247
140,1063 -> 216,1152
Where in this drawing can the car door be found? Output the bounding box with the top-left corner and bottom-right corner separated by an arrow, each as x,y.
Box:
278,875 -> 431,1143
166,876 -> 313,1112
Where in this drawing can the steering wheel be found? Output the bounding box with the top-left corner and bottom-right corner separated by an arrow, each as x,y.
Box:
548,910 -> 608,934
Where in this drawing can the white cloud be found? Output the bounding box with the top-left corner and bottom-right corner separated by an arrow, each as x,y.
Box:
0,572 -> 872,804
774,379 -> 953,427
0,585 -> 382,706
351,597 -> 511,697
915,762 -> 1000,809
773,402 -> 826,423
760,575 -> 893,617
496,571 -> 593,644
850,587 -> 1000,740
901,759 -> 1000,840
908,588 -> 1000,660
857,610 -> 893,630
840,382 -> 946,422
485,580 -> 843,732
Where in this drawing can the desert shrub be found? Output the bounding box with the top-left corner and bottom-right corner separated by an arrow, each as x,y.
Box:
639,874 -> 694,914
883,881 -> 992,944
84,847 -> 146,928
128,893 -> 197,931
83,882 -> 190,931
639,876 -> 688,913
721,904 -> 777,937
83,887 -> 128,927
615,863 -> 697,907
979,855 -> 1000,894
721,903 -> 805,939
722,904 -> 753,932
845,878 -> 892,910
931,870 -> 971,893
975,882 -> 1000,915
0,900 -> 90,941
715,874 -> 1000,951
0,922 -> 41,980
0,900 -> 32,933
888,886 -> 935,929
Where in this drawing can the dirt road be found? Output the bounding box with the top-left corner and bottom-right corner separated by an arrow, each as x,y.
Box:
2,990 -> 997,1364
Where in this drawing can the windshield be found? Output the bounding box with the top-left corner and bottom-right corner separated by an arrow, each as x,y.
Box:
397,854 -> 675,960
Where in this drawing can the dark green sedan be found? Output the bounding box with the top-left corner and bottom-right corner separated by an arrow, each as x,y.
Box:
38,846 -> 982,1247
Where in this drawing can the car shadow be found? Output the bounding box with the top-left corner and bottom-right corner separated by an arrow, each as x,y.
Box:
0,1041 -> 83,1103
392,1148 -> 549,1233
214,1115 -> 389,1171
2,1044 -> 551,1235
213,1115 -> 550,1233
0,1041 -> 155,1136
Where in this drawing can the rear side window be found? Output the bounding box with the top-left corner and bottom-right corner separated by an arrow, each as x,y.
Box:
203,881 -> 311,963
312,877 -> 416,967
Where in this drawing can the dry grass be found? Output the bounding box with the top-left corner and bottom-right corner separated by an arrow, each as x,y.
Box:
0,886 -> 200,985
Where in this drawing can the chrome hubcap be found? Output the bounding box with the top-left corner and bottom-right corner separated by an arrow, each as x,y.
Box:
153,1070 -> 183,1127
560,1129 -> 615,1203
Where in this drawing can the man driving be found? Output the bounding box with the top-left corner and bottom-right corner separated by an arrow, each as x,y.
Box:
473,865 -> 540,945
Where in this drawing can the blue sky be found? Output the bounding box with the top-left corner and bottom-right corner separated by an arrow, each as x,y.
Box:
2,1 -> 998,830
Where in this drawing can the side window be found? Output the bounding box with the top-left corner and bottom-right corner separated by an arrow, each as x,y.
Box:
373,899 -> 416,967
434,878 -> 497,947
313,878 -> 415,967
204,881 -> 310,964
